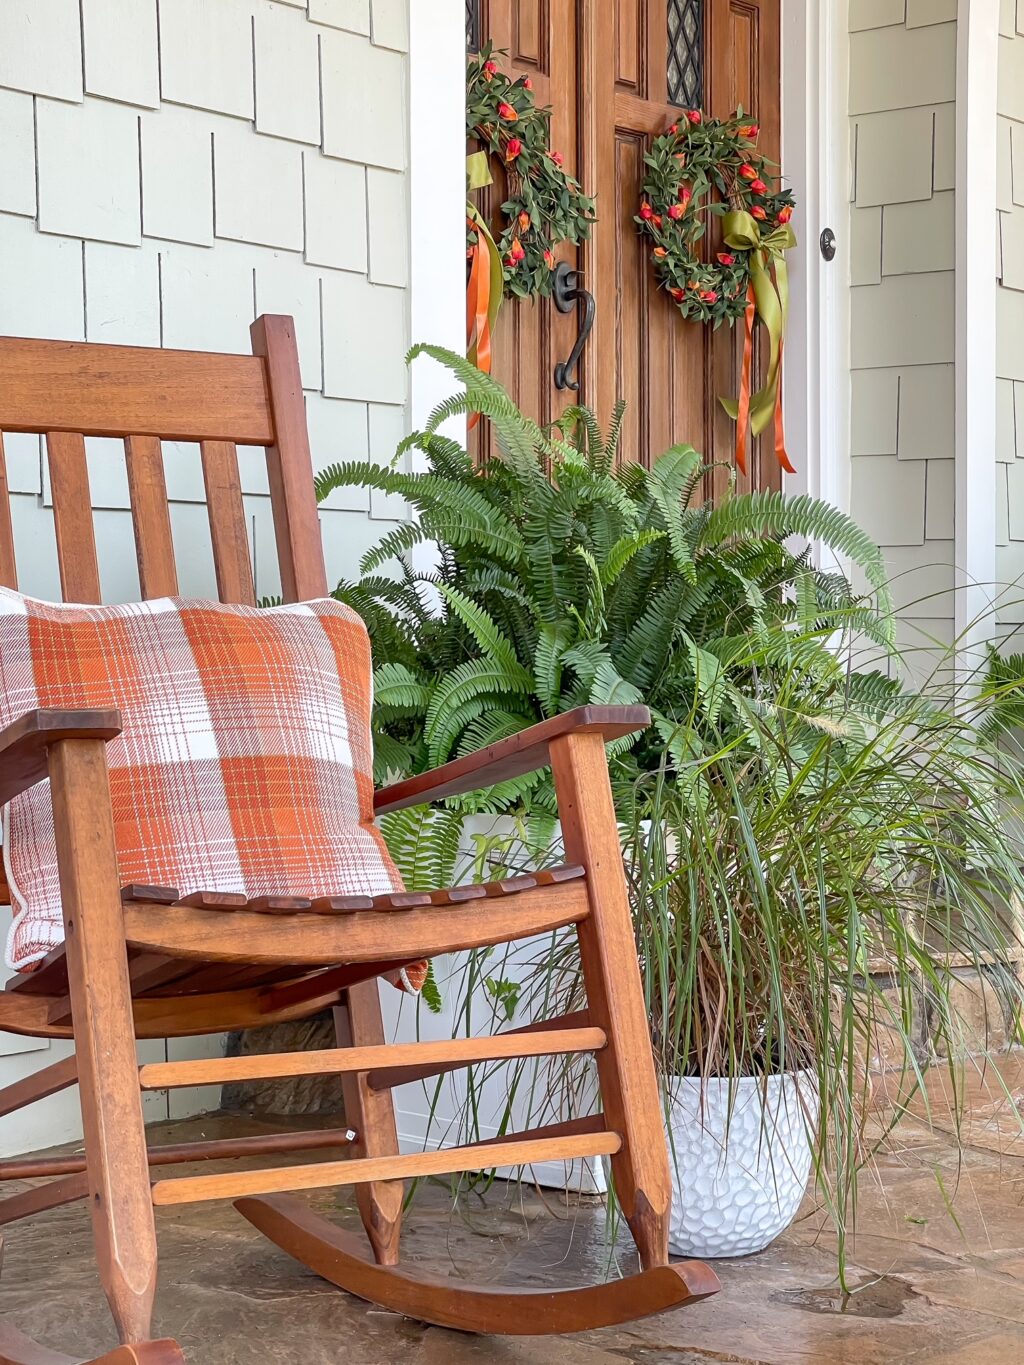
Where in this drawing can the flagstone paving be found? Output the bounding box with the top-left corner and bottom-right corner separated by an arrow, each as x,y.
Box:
1,1055 -> 1021,1363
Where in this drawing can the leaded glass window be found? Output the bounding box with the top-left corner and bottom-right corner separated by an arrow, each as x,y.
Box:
466,0 -> 481,53
668,0 -> 704,109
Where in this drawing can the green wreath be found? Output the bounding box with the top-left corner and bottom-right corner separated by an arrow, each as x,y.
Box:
467,45 -> 596,301
636,110 -> 795,325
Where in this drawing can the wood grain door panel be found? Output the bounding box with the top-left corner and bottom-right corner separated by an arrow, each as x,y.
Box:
476,0 -> 781,488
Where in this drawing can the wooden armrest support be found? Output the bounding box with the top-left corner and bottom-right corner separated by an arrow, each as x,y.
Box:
373,705 -> 650,815
0,707 -> 123,806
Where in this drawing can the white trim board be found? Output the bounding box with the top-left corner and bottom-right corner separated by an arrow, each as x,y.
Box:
407,0 -> 465,579
954,0 -> 999,674
781,0 -> 850,545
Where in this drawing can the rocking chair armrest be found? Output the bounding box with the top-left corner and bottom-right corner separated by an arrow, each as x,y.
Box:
373,705 -> 651,815
0,707 -> 123,806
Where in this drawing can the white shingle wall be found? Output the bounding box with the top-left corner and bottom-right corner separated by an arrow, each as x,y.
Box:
0,0 -> 412,611
0,0 -> 411,1142
847,3 -> 957,662
996,2 -> 1024,628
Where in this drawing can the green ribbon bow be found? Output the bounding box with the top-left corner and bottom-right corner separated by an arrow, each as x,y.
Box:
719,210 -> 797,437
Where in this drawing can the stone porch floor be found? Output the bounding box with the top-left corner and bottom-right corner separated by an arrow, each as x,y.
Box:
1,1056 -> 1021,1364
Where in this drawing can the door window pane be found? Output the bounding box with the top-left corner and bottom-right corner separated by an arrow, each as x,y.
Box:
668,0 -> 704,108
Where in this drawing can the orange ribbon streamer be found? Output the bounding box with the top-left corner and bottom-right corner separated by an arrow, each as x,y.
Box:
735,282 -> 757,477
734,281 -> 795,477
466,217 -> 493,432
774,338 -> 795,475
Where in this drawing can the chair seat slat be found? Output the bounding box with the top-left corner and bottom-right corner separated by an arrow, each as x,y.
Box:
46,431 -> 101,602
125,436 -> 178,598
200,440 -> 255,606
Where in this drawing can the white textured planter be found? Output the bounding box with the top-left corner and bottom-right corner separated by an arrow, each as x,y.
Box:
666,1071 -> 818,1258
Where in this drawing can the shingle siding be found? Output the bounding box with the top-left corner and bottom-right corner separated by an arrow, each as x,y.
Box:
0,0 -> 412,1148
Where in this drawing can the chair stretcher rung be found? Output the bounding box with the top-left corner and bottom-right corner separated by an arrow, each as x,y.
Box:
138,1025 -> 607,1091
151,1130 -> 622,1206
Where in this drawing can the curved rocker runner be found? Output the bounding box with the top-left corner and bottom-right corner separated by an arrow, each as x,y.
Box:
236,1194 -> 720,1335
0,320 -> 719,1360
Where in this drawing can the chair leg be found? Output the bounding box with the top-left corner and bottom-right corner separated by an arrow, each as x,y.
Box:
49,738 -> 159,1345
550,732 -> 672,1271
334,982 -> 403,1265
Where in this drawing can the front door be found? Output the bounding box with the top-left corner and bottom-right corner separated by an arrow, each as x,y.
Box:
470,1 -> 782,490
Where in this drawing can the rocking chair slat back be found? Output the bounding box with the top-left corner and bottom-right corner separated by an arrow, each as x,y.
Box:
125,437 -> 178,598
46,431 -> 102,602
198,440 -> 256,606
0,317 -> 320,608
0,336 -> 273,443
0,435 -> 18,591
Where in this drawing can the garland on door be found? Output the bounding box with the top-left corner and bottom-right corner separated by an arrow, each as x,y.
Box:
636,111 -> 797,475
465,46 -> 596,379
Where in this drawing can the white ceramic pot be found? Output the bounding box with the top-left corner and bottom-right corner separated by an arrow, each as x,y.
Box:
666,1070 -> 818,1258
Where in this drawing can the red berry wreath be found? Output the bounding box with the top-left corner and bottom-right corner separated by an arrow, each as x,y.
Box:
636,110 -> 795,325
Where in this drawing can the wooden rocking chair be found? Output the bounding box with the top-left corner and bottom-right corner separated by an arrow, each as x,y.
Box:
0,317 -> 720,1363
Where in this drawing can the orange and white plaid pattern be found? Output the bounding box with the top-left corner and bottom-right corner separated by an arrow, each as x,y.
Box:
0,589 -> 426,992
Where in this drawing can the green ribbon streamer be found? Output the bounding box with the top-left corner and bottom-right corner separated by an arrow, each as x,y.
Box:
466,149 -> 493,193
718,210 -> 797,437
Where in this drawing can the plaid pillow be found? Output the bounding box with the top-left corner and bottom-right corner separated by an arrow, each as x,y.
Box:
0,589 -> 425,992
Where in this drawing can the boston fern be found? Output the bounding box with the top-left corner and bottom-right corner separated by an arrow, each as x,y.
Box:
317,346 -> 894,820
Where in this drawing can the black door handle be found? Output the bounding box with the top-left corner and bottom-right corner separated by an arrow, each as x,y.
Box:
552,262 -> 595,392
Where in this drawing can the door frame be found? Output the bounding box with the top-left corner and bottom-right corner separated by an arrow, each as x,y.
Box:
411,2 -> 845,502
780,1 -> 849,530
